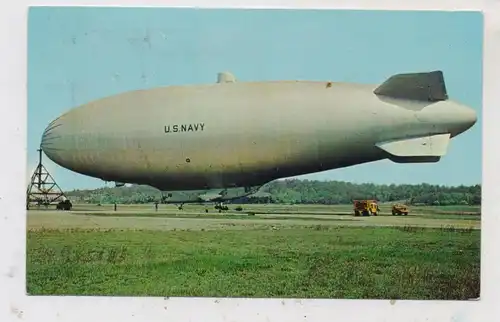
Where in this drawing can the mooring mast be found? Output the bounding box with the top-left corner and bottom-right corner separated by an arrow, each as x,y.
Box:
26,148 -> 67,210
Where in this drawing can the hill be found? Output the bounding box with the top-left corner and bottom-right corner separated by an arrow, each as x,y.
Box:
65,179 -> 481,206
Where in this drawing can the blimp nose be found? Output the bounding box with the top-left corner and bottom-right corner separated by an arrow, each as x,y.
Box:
40,117 -> 65,161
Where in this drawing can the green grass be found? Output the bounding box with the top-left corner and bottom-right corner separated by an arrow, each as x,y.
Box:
80,211 -> 480,222
416,205 -> 481,213
26,225 -> 480,300
75,212 -> 356,222
410,214 -> 480,221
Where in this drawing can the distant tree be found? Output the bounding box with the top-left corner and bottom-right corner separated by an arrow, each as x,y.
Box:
64,181 -> 482,206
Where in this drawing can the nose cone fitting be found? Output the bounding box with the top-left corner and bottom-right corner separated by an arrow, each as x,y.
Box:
40,117 -> 65,164
41,111 -> 99,180
416,101 -> 477,137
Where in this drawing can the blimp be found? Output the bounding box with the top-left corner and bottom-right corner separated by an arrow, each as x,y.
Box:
41,70 -> 477,209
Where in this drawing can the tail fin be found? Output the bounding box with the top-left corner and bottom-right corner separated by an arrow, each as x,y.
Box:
376,133 -> 451,163
374,70 -> 448,102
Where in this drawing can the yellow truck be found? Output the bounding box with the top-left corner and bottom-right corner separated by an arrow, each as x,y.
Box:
353,200 -> 379,216
391,203 -> 409,216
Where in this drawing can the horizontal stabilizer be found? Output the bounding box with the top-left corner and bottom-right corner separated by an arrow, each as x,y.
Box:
374,70 -> 448,102
217,72 -> 236,83
376,133 -> 451,163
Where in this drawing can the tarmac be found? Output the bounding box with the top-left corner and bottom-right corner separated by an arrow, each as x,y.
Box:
26,204 -> 481,231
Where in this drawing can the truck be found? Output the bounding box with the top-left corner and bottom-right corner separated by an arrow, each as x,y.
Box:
56,199 -> 73,211
391,203 -> 409,216
353,200 -> 379,216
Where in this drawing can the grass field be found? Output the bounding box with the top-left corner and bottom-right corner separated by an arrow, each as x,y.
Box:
26,203 -> 481,299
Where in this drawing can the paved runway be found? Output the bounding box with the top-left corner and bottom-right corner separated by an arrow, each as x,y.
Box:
26,206 -> 481,231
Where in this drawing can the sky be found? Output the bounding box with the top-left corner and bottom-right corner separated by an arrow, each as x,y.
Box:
27,7 -> 483,190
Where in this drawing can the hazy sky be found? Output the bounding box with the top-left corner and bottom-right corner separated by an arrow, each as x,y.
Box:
27,7 -> 483,190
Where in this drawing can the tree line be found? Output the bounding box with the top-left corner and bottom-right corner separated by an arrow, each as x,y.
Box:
65,179 -> 481,206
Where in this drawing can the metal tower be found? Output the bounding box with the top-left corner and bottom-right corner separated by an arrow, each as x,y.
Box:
26,149 -> 67,210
